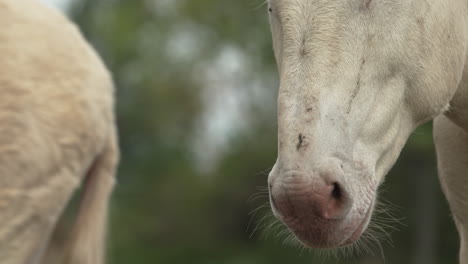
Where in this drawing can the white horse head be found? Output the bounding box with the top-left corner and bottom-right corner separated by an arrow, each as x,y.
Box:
267,0 -> 468,256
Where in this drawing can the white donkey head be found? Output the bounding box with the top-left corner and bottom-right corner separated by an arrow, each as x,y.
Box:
267,0 -> 468,248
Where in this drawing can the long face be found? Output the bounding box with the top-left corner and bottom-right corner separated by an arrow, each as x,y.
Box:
267,0 -> 468,248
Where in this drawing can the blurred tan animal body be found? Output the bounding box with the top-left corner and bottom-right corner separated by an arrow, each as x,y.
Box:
266,0 -> 468,262
0,0 -> 118,264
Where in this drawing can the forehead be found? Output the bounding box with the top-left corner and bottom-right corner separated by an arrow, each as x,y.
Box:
268,0 -> 372,13
268,0 -> 314,10
268,0 -> 347,7
268,0 -> 357,29
268,0 -> 357,21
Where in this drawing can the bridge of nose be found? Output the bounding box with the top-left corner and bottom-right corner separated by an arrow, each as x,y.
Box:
277,96 -> 354,172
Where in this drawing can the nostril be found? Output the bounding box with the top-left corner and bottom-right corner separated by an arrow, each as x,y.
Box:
331,182 -> 342,200
325,181 -> 352,220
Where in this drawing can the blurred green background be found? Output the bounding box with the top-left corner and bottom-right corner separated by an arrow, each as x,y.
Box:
45,0 -> 460,263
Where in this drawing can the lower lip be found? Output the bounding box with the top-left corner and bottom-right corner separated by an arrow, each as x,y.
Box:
342,202 -> 374,246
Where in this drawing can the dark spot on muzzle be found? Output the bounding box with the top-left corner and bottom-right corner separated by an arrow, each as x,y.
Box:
296,133 -> 306,150
365,0 -> 372,9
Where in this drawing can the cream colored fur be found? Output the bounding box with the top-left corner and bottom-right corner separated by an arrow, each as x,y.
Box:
0,0 -> 118,264
267,0 -> 468,262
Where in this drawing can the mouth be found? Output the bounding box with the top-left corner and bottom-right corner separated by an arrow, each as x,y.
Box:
279,201 -> 375,249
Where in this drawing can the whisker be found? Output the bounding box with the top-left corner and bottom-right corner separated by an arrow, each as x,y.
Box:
247,193 -> 269,203
248,184 -> 403,263
248,0 -> 269,11
256,167 -> 273,176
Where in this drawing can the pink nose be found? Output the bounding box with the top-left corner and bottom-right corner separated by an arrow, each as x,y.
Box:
270,171 -> 352,224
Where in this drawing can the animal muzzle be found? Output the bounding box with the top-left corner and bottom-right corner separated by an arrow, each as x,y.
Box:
269,170 -> 354,248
